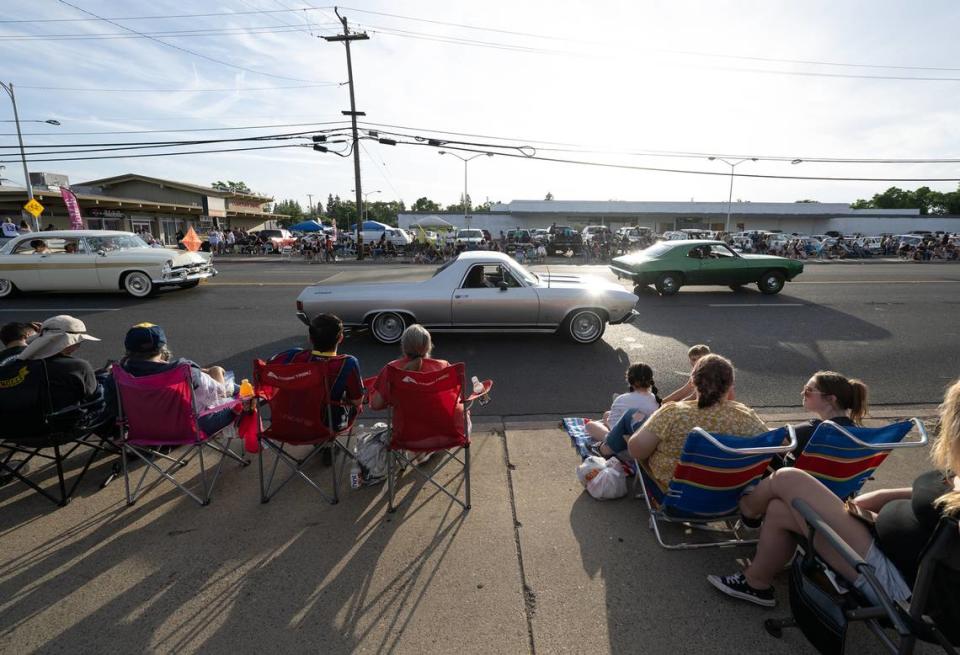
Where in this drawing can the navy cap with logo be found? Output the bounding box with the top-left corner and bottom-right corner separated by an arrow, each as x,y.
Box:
124,323 -> 167,353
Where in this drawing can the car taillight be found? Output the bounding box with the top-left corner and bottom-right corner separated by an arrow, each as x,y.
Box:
296,300 -> 303,312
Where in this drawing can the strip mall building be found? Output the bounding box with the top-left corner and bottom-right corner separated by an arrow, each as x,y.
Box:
0,173 -> 286,245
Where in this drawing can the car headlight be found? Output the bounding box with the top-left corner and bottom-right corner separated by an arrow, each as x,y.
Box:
161,261 -> 172,279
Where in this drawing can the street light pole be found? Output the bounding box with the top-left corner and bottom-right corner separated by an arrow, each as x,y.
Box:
438,151 -> 493,229
0,81 -> 48,232
351,189 -> 381,221
708,156 -> 757,234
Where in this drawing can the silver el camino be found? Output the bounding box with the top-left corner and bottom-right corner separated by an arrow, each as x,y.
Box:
0,230 -> 215,298
296,251 -> 639,344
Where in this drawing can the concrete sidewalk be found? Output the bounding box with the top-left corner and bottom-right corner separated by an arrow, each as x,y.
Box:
0,411 -> 941,654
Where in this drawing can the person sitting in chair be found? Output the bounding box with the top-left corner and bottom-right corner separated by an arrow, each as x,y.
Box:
627,354 -> 767,494
708,378 -> 960,609
0,321 -> 40,365
369,324 -> 450,410
15,315 -> 100,411
117,323 -> 236,436
269,313 -> 363,431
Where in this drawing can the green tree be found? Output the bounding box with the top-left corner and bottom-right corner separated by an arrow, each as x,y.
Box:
211,180 -> 252,193
850,185 -> 956,216
272,199 -> 304,226
411,197 -> 441,212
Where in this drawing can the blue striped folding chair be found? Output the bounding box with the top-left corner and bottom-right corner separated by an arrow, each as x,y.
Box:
637,425 -> 797,550
793,418 -> 928,500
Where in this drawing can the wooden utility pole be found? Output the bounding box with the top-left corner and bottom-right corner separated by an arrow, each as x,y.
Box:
323,8 -> 368,259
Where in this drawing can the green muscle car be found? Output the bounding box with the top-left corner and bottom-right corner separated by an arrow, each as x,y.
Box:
609,240 -> 804,296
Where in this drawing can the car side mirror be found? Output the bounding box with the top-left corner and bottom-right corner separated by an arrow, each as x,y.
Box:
497,281 -> 509,291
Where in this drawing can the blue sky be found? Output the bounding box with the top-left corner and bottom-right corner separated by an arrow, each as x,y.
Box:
2,0 -> 959,210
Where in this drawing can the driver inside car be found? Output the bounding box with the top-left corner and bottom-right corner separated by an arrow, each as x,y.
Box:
465,266 -> 496,288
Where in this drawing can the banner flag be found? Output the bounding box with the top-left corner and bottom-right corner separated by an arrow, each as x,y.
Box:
59,186 -> 84,229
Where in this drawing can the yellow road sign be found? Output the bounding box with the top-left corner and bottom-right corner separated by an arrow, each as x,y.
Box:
24,198 -> 44,218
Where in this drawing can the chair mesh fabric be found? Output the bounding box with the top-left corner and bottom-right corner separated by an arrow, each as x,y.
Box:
385,363 -> 468,452
661,427 -> 790,519
253,358 -> 347,444
794,421 -> 913,500
114,364 -> 203,446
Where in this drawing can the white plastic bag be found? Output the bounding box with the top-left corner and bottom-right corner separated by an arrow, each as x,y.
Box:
354,424 -> 390,486
584,457 -> 628,500
576,456 -> 607,487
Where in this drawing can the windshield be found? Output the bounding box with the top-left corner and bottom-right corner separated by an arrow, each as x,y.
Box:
458,230 -> 483,238
85,234 -> 149,252
507,261 -> 538,285
259,230 -> 282,238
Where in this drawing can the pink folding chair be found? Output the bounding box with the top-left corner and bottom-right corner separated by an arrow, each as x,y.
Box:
379,362 -> 491,513
114,364 -> 249,507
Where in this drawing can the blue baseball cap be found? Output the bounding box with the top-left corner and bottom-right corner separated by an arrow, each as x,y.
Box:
124,322 -> 167,352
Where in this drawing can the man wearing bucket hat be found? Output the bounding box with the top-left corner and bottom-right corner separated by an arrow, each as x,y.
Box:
16,315 -> 101,411
117,323 -> 238,436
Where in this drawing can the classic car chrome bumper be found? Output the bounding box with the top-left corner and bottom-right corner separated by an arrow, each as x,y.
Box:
153,267 -> 217,286
609,265 -> 635,279
609,309 -> 640,325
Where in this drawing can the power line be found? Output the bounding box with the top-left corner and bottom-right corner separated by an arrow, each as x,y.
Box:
54,0 -> 325,84
17,83 -> 341,92
358,140 -> 403,201
0,23 -> 343,41
0,6 -> 334,23
343,7 -> 960,73
0,120 -> 352,137
0,143 -> 317,164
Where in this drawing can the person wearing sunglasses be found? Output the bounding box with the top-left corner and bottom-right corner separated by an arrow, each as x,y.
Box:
792,371 -> 869,454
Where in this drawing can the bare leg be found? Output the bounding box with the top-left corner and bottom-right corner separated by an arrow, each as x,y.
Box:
740,468 -> 873,589
585,421 -> 610,442
205,366 -> 226,385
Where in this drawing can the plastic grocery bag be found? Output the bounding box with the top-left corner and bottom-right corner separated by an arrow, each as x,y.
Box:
579,456 -> 628,500
577,456 -> 607,487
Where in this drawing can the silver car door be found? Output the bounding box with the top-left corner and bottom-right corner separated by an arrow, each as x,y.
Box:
451,263 -> 540,327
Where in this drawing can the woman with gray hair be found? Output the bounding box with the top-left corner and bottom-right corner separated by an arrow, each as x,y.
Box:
369,324 -> 449,410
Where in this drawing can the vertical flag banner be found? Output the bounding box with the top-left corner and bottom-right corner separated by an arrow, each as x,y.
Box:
59,186 -> 84,229
181,226 -> 202,252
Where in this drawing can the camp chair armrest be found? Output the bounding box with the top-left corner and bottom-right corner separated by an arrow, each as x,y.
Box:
47,397 -> 103,418
791,498 -> 912,636
690,424 -> 797,455
464,379 -> 492,403
819,418 -> 928,449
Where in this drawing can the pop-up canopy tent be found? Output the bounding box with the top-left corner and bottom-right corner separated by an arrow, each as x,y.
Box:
347,220 -> 392,232
409,215 -> 455,229
288,220 -> 325,232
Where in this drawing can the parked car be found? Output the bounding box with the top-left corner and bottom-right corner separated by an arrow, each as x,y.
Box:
296,251 -> 638,344
349,226 -> 413,248
253,228 -> 296,253
454,228 -> 484,248
530,228 -> 551,243
546,225 -> 583,255
609,239 -> 803,296
0,230 -> 216,298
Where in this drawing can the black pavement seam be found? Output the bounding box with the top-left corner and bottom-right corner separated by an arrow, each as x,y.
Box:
497,425 -> 537,654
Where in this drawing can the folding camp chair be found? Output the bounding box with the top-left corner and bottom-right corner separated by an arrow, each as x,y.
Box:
114,364 -> 249,507
380,362 -> 491,513
0,359 -> 117,507
252,357 -> 358,504
637,425 -> 797,550
793,419 -> 928,500
764,498 -> 959,655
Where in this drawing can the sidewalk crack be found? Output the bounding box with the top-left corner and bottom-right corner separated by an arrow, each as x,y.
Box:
499,425 -> 537,654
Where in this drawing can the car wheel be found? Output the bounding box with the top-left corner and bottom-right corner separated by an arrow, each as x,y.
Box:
122,271 -> 154,298
654,272 -> 682,296
178,280 -> 200,289
0,279 -> 17,298
563,309 -> 606,344
758,271 -> 785,295
370,312 -> 406,344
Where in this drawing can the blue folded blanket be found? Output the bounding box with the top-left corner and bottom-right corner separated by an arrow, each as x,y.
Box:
562,417 -> 594,459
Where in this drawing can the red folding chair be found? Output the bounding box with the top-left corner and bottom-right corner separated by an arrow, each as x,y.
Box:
253,358 -> 359,505
380,362 -> 491,513
114,364 -> 248,507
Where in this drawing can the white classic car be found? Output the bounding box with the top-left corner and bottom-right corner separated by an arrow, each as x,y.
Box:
296,250 -> 639,344
0,230 -> 216,298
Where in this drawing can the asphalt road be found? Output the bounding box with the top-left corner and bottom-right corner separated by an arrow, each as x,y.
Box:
3,259 -> 959,419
